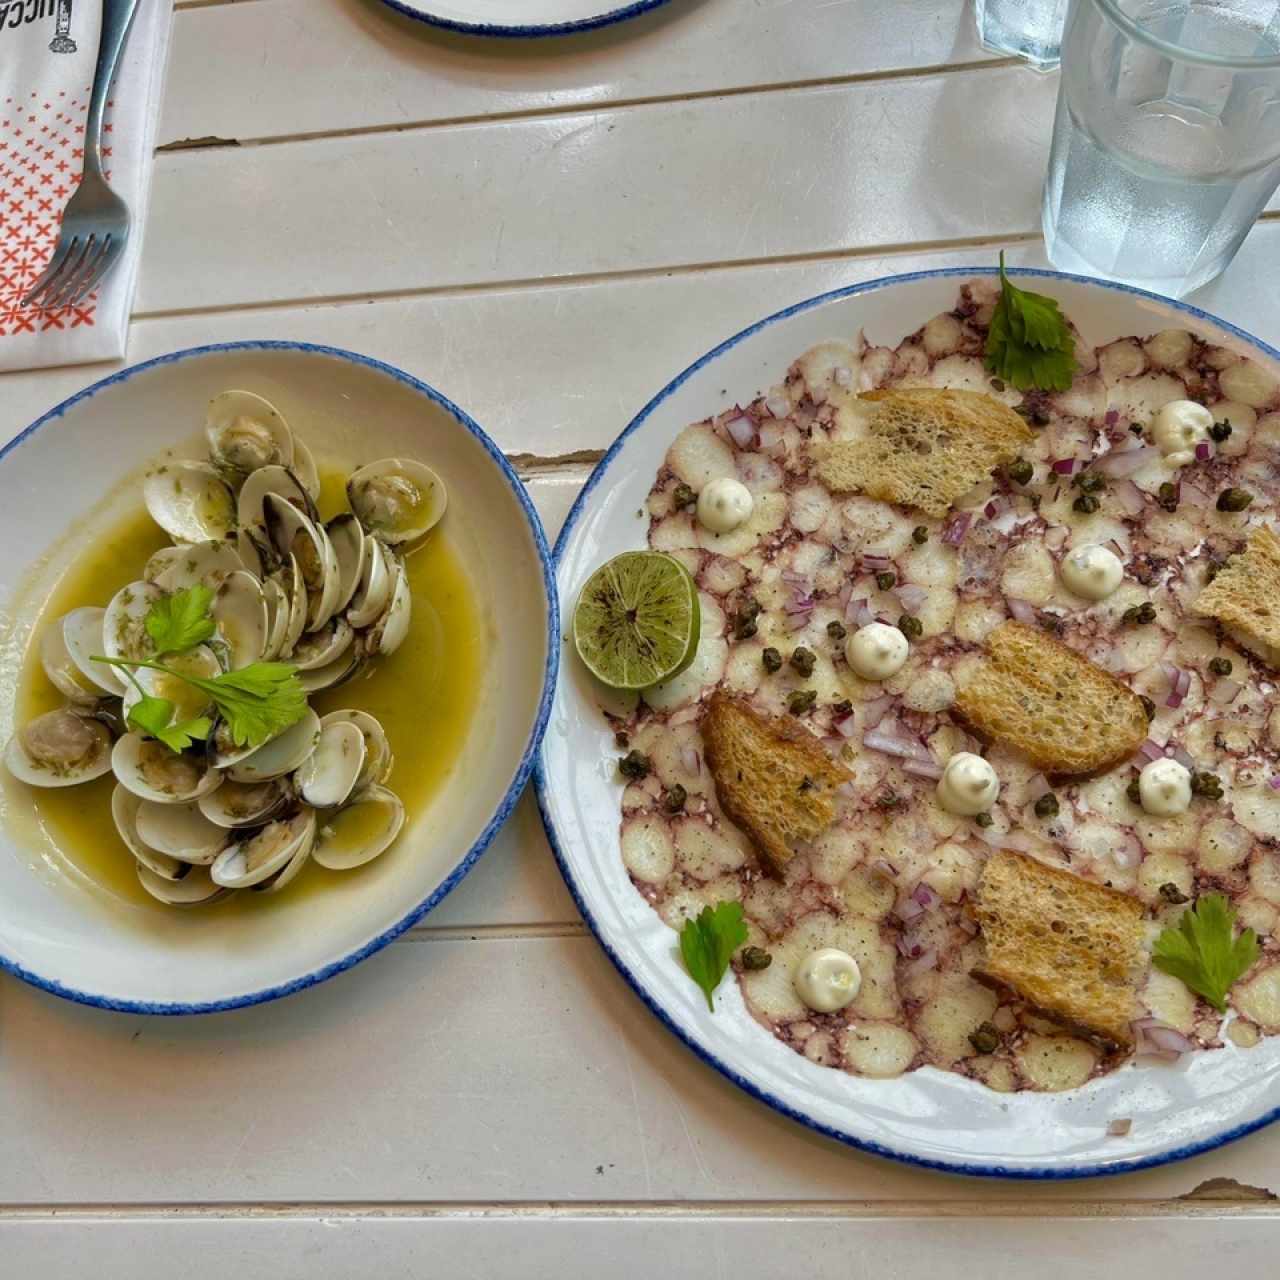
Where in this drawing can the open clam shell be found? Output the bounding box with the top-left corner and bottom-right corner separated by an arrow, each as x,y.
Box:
298,649 -> 361,694
148,538 -> 247,594
41,621 -> 102,706
111,784 -> 185,880
134,799 -> 231,865
347,458 -> 446,545
111,733 -> 222,804
198,778 -> 291,829
211,808 -> 317,889
365,553 -> 412,657
4,708 -> 113,788
261,575 -> 291,661
61,606 -> 127,696
137,862 -> 227,907
319,709 -> 392,791
345,536 -> 393,629
226,708 -> 321,783
312,785 -> 405,870
102,580 -> 164,663
143,461 -> 236,544
295,720 -> 365,809
292,436 -> 321,504
291,617 -> 353,671
237,465 -> 315,549
121,646 -> 220,725
264,495 -> 341,632
205,390 -> 294,477
325,513 -> 366,615
210,570 -> 269,670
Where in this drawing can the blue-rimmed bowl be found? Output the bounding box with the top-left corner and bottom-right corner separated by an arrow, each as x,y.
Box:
537,267 -> 1280,1178
380,0 -> 673,38
0,342 -> 557,1014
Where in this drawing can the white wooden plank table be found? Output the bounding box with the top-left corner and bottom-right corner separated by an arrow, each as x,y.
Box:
2,1 -> 1278,1272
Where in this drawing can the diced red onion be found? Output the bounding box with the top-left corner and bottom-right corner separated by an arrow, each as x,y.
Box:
835,713 -> 858,739
895,896 -> 925,923
1006,597 -> 1038,626
896,931 -> 925,958
833,367 -> 853,388
1114,479 -> 1146,515
680,747 -> 701,775
758,422 -> 784,451
862,553 -> 894,572
1166,742 -> 1195,771
725,415 -> 755,448
1136,739 -> 1165,765
1132,1017 -> 1194,1060
984,496 -> 1007,521
1107,1119 -> 1133,1137
1104,409 -> 1119,426
1269,776 -> 1280,791
781,568 -> 809,588
862,730 -> 937,764
911,881 -> 940,910
765,395 -> 791,419
1093,446 -> 1156,477
784,611 -> 811,632
847,597 -> 874,627
785,594 -> 815,613
871,858 -> 896,880
861,694 -> 894,728
896,583 -> 929,615
942,512 -> 972,546
1051,457 -> 1079,475
1208,677 -> 1242,706
1026,772 -> 1052,802
1111,834 -> 1142,869
1195,441 -> 1213,462
957,916 -> 980,938
902,758 -> 944,781
1162,663 -> 1190,708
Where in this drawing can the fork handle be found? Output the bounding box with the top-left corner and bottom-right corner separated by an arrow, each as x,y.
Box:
84,0 -> 144,176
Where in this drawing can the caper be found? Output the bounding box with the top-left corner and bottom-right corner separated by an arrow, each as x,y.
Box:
1157,482 -> 1179,512
618,750 -> 651,781
1139,695 -> 1156,722
1039,613 -> 1062,634
1159,882 -> 1190,905
1123,602 -> 1157,625
1073,494 -> 1101,514
741,946 -> 773,972
662,783 -> 688,814
832,698 -> 853,717
1034,792 -> 1060,819
762,647 -> 783,674
1208,656 -> 1233,677
912,526 -> 929,545
876,571 -> 897,591
968,1022 -> 1001,1055
826,619 -> 847,642
1074,471 -> 1105,495
897,614 -> 923,641
788,688 -> 817,715
789,646 -> 816,677
1126,777 -> 1142,805
1217,487 -> 1254,512
975,812 -> 994,828
1209,421 -> 1232,443
734,616 -> 758,641
672,482 -> 696,510
1007,458 -> 1034,486
1129,422 -> 1144,436
1031,407 -> 1051,427
1191,770 -> 1224,800
989,377 -> 1006,393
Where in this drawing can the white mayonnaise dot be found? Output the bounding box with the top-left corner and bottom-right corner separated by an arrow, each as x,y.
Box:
696,477 -> 754,534
1138,758 -> 1192,817
844,621 -> 909,681
1150,399 -> 1213,467
1060,544 -> 1125,601
794,947 -> 862,1013
936,751 -> 1000,817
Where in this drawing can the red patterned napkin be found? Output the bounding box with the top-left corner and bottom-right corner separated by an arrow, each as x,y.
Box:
0,0 -> 172,371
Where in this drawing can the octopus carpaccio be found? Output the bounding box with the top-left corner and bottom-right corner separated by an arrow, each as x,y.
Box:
606,278 -> 1280,1094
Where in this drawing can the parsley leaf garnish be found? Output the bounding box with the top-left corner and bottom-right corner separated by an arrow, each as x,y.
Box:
680,900 -> 749,1012
984,253 -> 1078,392
95,656 -> 307,751
144,584 -> 217,656
1152,893 -> 1259,1012
127,693 -> 213,753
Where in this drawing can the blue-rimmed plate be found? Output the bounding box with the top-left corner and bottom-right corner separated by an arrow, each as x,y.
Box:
536,268 -> 1280,1178
0,342 -> 557,1014
381,0 -> 672,38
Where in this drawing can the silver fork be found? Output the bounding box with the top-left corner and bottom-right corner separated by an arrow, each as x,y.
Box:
22,0 -> 144,311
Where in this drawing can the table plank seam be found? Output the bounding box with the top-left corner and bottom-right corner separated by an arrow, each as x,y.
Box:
153,57 -> 1016,154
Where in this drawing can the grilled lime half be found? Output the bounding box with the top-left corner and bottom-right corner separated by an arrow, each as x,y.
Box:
573,551 -> 701,691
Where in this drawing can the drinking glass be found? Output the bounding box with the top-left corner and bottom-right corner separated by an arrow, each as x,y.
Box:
975,0 -> 1072,69
1043,0 -> 1280,297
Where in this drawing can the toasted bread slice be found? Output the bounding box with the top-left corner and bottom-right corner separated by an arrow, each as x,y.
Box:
702,692 -> 848,872
1191,525 -> 1280,668
812,388 -> 1033,518
972,849 -> 1144,1048
954,621 -> 1149,776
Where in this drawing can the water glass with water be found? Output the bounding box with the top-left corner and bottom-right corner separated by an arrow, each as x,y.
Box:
975,0 -> 1072,69
1043,0 -> 1280,297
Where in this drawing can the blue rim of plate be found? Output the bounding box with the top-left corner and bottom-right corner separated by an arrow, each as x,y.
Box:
379,0 -> 673,38
535,265 -> 1280,1180
0,340 -> 560,1016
